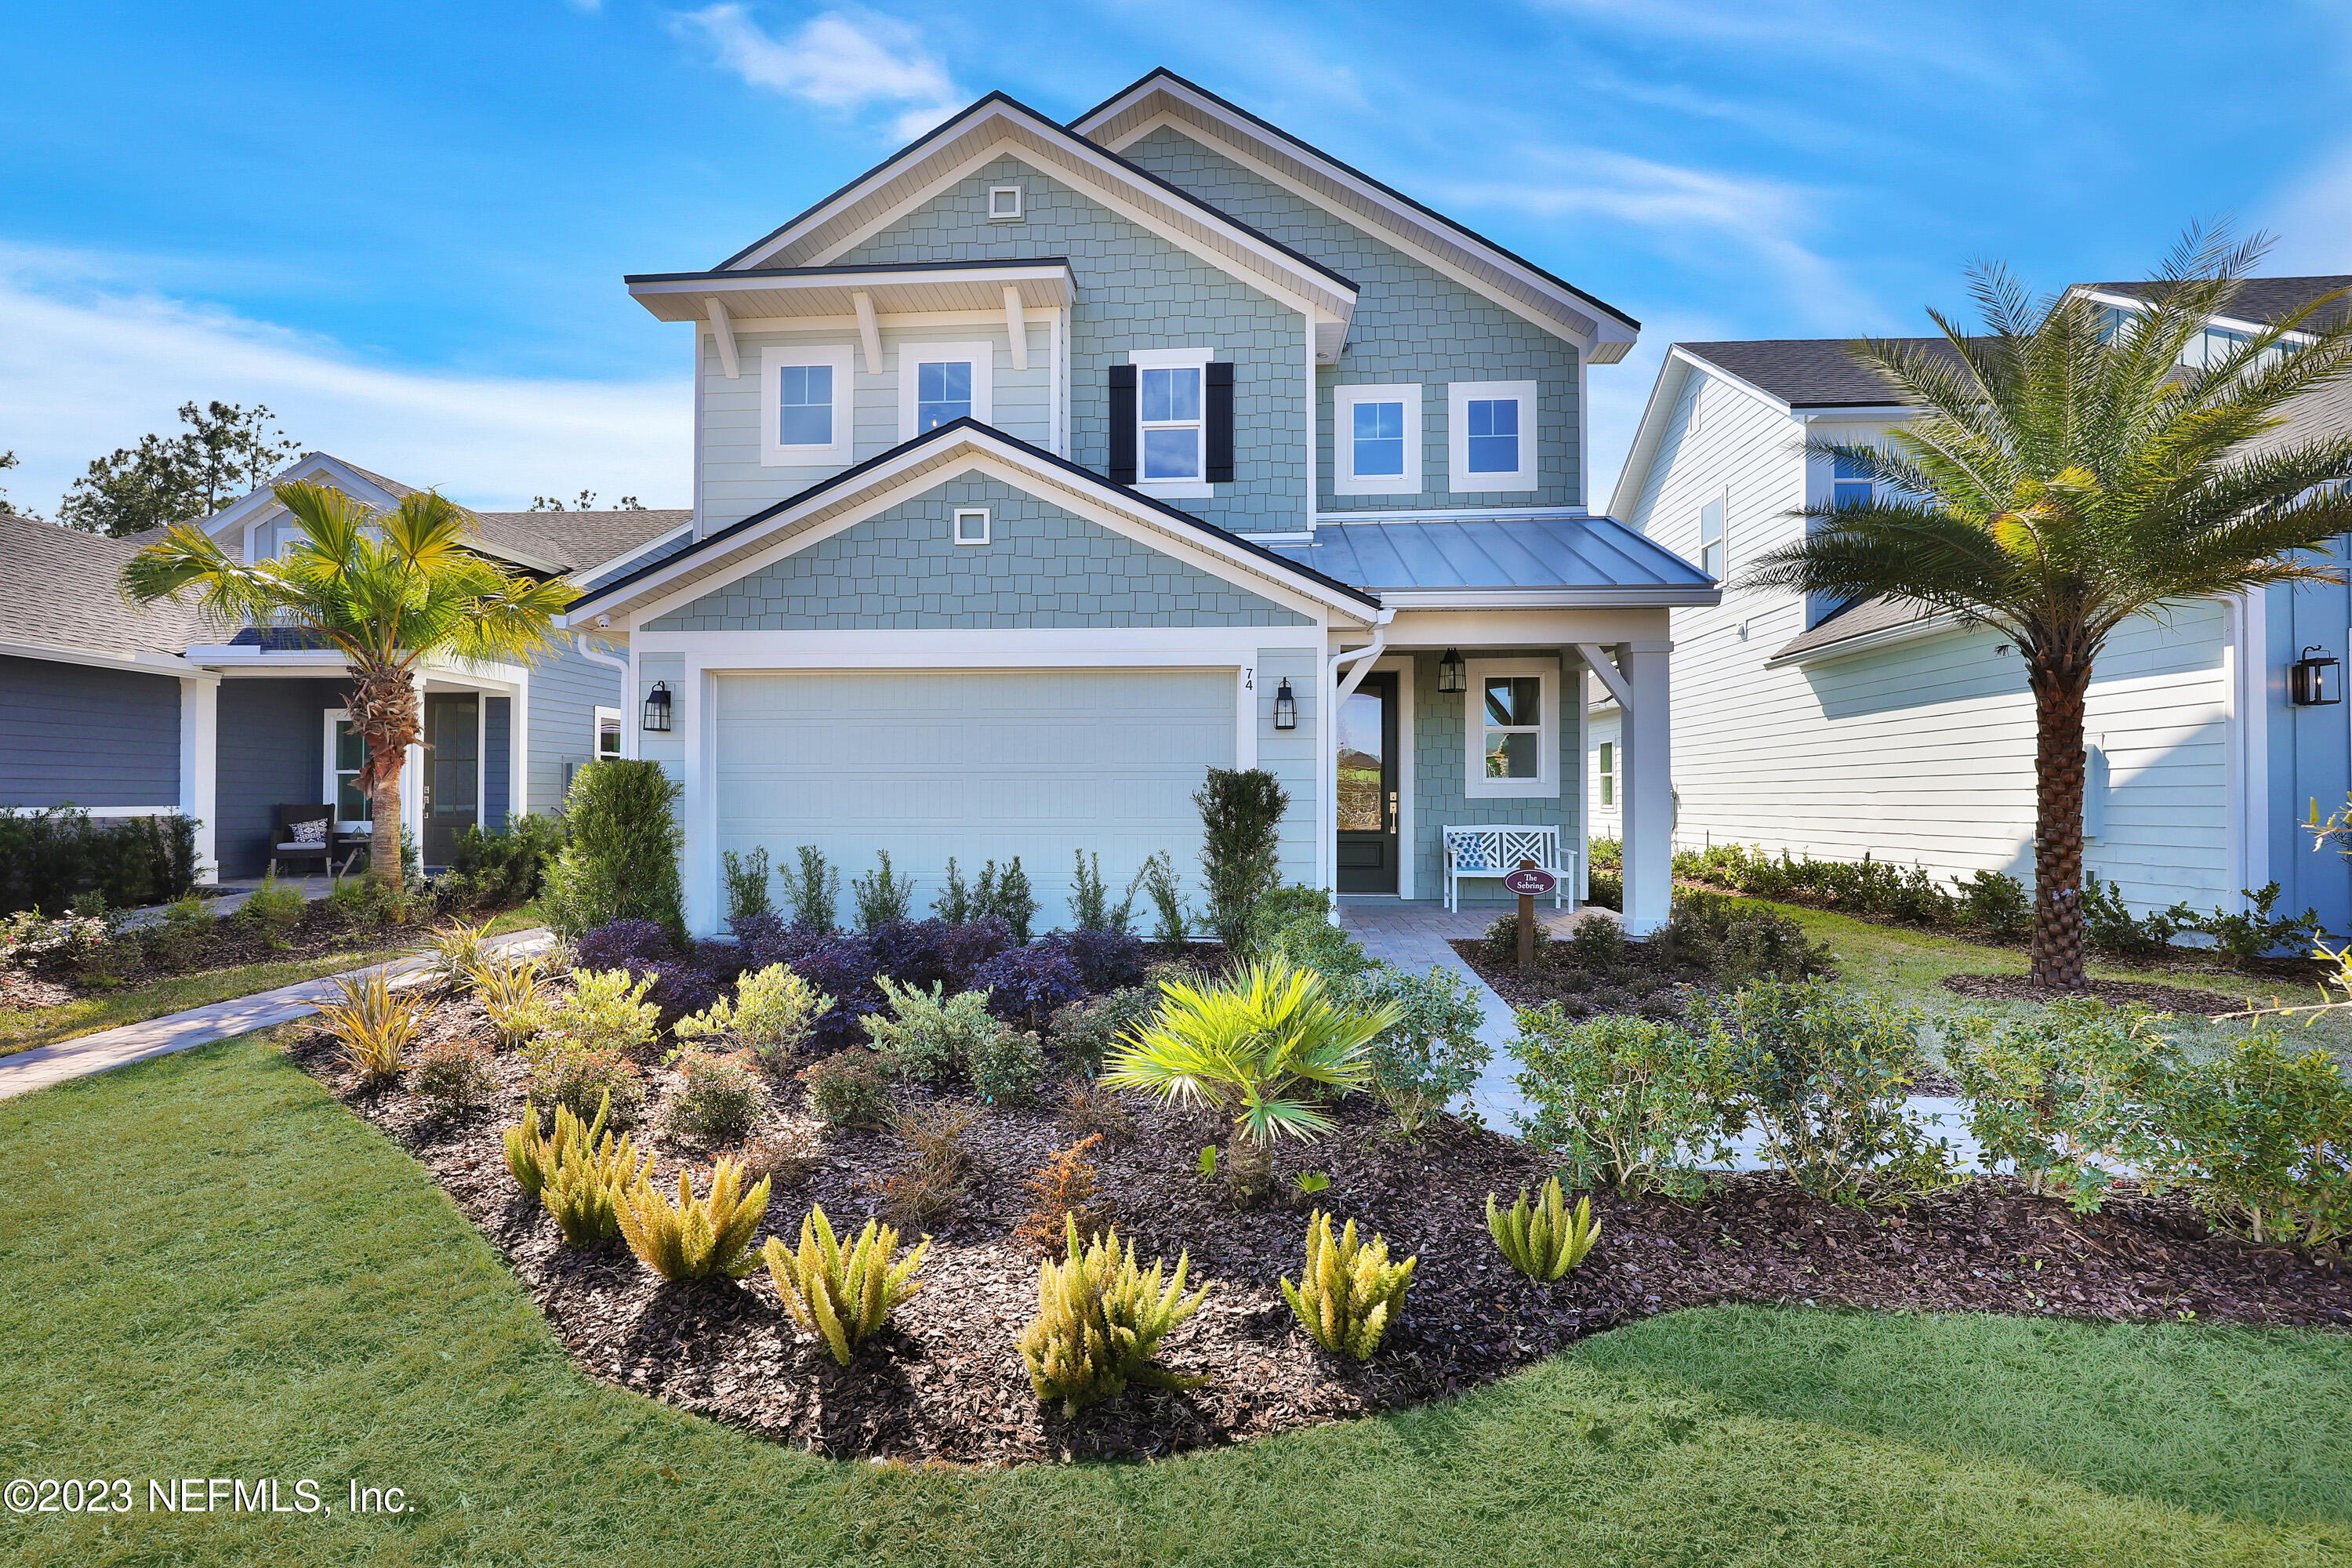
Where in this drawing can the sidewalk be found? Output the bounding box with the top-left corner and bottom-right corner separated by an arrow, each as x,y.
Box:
0,927 -> 552,1102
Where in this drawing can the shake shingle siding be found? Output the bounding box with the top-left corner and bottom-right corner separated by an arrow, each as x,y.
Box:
0,655 -> 181,810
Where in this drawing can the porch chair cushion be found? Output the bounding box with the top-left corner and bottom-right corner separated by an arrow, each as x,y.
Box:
272,805 -> 339,858
1442,824 -> 1572,913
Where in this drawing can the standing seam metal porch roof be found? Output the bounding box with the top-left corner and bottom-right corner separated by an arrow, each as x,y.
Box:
1265,516 -> 1715,594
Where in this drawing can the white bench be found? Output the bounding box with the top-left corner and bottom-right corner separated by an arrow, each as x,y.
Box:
1443,825 -> 1574,913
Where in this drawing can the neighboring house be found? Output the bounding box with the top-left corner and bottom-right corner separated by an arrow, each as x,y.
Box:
0,452 -> 687,880
1598,275 -> 2352,935
565,68 -> 1717,937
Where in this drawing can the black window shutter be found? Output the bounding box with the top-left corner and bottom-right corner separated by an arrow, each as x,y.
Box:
1205,361 -> 1235,483
1107,365 -> 1138,483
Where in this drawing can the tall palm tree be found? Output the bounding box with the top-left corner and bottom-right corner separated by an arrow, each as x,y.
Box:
125,481 -> 575,884
1742,230 -> 2352,989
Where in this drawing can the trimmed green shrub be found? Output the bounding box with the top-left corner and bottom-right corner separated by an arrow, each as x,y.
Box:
1347,961 -> 1490,1135
541,760 -> 684,944
447,812 -> 565,909
2202,882 -> 2326,969
1585,869 -> 1622,911
1195,767 -> 1288,949
1483,910 -> 1551,966
1048,986 -> 1161,1076
1952,869 -> 2031,938
851,850 -> 915,927
775,845 -> 840,931
1947,999 -> 2178,1212
1269,914 -> 1373,984
1567,916 -> 1625,966
1512,1010 -> 1730,1199
973,856 -> 1038,945
2082,873 -> 2198,958
0,804 -> 198,916
659,1049 -> 768,1144
1239,884 -> 1331,960
862,976 -> 998,1083
972,1027 -> 1048,1105
721,846 -> 772,924
800,1046 -> 891,1127
2145,1031 -> 2352,1254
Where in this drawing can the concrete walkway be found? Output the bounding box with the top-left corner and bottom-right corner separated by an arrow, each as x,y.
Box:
0,927 -> 552,1102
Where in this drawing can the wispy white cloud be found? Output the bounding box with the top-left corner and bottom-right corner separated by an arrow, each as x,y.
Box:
677,5 -> 964,143
1531,0 -> 2013,86
0,252 -> 688,517
2262,141 -> 2352,275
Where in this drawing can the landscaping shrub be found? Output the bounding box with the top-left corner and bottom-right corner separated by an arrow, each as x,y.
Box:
1658,891 -> 1833,983
1196,767 -> 1288,949
1952,869 -> 2032,938
1018,1216 -> 1208,1417
1697,980 -> 1954,1206
2202,882 -> 2327,969
0,804 -> 199,916
473,952 -> 549,1049
866,916 -> 951,989
931,857 -> 976,924
514,1098 -> 644,1249
237,868 -> 308,947
969,942 -> 1087,1031
1282,1210 -> 1414,1361
851,849 -> 916,927
571,917 -> 674,972
800,1047 -> 890,1127
1069,849 -> 1142,935
1053,926 -> 1146,993
615,1157 -> 771,1281
323,873 -> 380,926
1060,1078 -> 1140,1144
426,918 -> 495,993
1347,961 -> 1490,1136
1049,986 -> 1160,1076
541,760 -> 685,943
1567,916 -> 1626,967
775,845 -> 840,931
1238,883 -> 1331,960
0,908 -> 109,978
1137,850 -> 1191,947
1512,1010 -> 1728,1199
1947,998 -> 2179,1212
2143,1030 -> 2352,1254
971,1027 -> 1047,1105
409,1036 -> 495,1112
731,1127 -> 818,1186
861,977 -> 998,1083
1486,1175 -> 1602,1281
1588,835 -> 1623,870
659,1049 -> 768,1143
715,845 -> 771,927
446,812 -> 564,909
762,1206 -> 931,1365
1585,869 -> 1622,911
1482,910 -> 1551,966
1013,1134 -> 1113,1254
791,933 -> 882,1049
521,968 -> 659,1122
673,964 -> 831,1071
317,969 -> 420,1086
938,914 -> 1014,988
503,1091 -> 608,1198
869,1105 -> 975,1228
972,857 -> 1039,945
2080,873 -> 2199,958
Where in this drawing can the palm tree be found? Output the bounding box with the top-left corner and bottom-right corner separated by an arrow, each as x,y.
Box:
1742,230 -> 2352,989
125,481 -> 575,884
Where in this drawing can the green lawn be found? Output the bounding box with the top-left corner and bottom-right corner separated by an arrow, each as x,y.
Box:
3,1033 -> 2347,1566
0,906 -> 543,1057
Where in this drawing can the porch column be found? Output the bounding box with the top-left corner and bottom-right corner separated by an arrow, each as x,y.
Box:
1619,641 -> 1674,936
179,673 -> 218,882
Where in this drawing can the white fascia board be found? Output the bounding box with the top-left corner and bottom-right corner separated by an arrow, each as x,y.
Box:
1797,405 -> 1923,423
1312,505 -> 1590,523
1374,587 -> 1722,610
1761,610 -> 1967,670
0,637 -> 205,678
632,626 -> 1296,660
198,451 -> 412,546
626,262 -> 1076,321
2069,287 -> 2321,344
1604,352 -> 1693,521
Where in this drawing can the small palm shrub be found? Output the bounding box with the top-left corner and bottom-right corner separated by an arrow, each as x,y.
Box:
474,951 -> 550,1047
800,1046 -> 890,1127
851,850 -> 915,927
238,869 -> 308,947
1280,1210 -> 1414,1361
1049,986 -> 1161,1077
674,964 -> 832,1071
861,977 -> 998,1083
1486,1176 -> 1602,1281
1018,1215 -> 1210,1417
970,944 -> 1087,1032
318,969 -> 421,1085
761,1205 -> 931,1366
971,1028 -> 1047,1105
659,1049 -> 768,1144
426,919 -> 495,993
410,1036 -> 495,1112
1013,1135 -> 1113,1254
1512,1010 -> 1730,1199
541,759 -> 686,944
615,1157 -> 772,1281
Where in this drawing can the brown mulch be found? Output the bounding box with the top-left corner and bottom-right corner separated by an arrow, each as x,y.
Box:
1940,973 -> 2255,1016
16,905 -> 469,1007
1449,935 -> 1697,1018
285,989 -> 2350,1468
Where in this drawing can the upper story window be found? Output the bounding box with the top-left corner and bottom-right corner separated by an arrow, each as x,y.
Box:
1832,453 -> 1873,509
1332,383 -> 1422,495
988,185 -> 1023,222
1448,380 -> 1537,492
898,343 -> 993,441
1698,494 -> 1726,578
760,343 -> 853,466
1142,366 -> 1202,478
1465,656 -> 1557,798
1111,350 -> 1229,496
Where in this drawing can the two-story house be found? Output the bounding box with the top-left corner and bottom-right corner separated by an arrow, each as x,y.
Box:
1593,275 -> 2352,936
563,69 -> 1717,938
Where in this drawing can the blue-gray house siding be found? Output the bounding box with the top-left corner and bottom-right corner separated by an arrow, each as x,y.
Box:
212,676 -> 352,878
2265,562 -> 2352,939
0,654 -> 181,810
527,638 -> 625,815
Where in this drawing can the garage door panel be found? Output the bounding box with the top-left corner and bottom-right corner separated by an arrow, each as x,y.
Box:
714,668 -> 1236,927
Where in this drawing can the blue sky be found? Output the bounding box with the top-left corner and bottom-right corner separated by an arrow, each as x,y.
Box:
3,0 -> 2348,517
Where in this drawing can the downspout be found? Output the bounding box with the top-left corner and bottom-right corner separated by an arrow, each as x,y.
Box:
1325,608 -> 1396,919
576,630 -> 633,760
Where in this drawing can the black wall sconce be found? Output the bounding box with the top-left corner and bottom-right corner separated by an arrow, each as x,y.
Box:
642,680 -> 673,731
1437,648 -> 1467,693
1273,677 -> 1297,730
2292,647 -> 2341,706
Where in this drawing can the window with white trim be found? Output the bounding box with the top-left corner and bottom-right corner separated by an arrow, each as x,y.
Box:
987,184 -> 1023,221
953,508 -> 990,546
1448,379 -> 1537,492
593,706 -> 622,760
325,709 -> 369,831
1332,383 -> 1422,495
896,342 -> 993,440
1698,493 -> 1726,578
1127,347 -> 1216,494
759,343 -> 853,466
1832,452 -> 1873,510
1464,657 -> 1558,798
1597,740 -> 1614,806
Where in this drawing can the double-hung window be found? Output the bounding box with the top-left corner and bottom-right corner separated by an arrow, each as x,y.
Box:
1464,657 -> 1557,798
1332,383 -> 1421,495
1448,379 -> 1537,492
1142,365 -> 1203,479
1698,493 -> 1726,578
1598,740 -> 1615,806
759,343 -> 853,465
897,343 -> 993,441
1832,453 -> 1873,510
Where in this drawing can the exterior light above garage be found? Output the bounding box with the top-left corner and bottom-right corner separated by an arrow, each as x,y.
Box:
643,681 -> 673,731
2292,647 -> 2341,706
1438,648 -> 1467,693
1273,677 -> 1297,730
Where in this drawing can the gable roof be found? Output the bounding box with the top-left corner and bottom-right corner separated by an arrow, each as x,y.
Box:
705,90 -> 1359,327
1069,67 -> 1639,361
565,418 -> 1381,622
1675,338 -> 1955,409
0,513 -> 211,661
2082,274 -> 2352,332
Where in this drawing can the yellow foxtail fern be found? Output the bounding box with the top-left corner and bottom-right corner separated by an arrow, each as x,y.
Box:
318,968 -> 421,1084
1281,1209 -> 1414,1361
540,1120 -> 644,1248
1018,1214 -> 1210,1417
615,1157 -> 771,1280
760,1204 -> 931,1366
503,1091 -> 608,1196
1486,1175 -> 1602,1281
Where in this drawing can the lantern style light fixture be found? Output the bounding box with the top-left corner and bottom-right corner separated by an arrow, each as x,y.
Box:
1273,677 -> 1297,730
642,680 -> 673,731
2292,646 -> 2341,706
1437,648 -> 1468,693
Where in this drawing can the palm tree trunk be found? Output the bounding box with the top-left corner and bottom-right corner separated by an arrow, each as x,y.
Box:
350,661 -> 420,887
2027,654 -> 2094,990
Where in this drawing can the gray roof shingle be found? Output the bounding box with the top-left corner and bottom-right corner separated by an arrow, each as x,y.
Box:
0,514 -> 213,659
1677,337 -> 1953,408
2091,275 -> 2352,331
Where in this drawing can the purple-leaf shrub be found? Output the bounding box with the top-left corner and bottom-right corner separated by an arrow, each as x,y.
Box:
940,916 -> 1014,988
1053,928 -> 1146,993
969,943 -> 1087,1030
571,918 -> 677,972
868,917 -> 952,989
792,933 -> 884,1051
691,938 -> 749,986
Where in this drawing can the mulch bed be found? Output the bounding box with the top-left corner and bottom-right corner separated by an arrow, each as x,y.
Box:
12,905 -> 476,1009
1449,935 -> 1697,1018
287,989 -> 2350,1468
1940,973 -> 2256,1015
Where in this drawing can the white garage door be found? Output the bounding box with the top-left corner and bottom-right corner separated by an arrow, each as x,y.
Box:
715,667 -> 1236,927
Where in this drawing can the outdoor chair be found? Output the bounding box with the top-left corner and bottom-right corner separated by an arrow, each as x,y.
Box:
270,804 -> 342,872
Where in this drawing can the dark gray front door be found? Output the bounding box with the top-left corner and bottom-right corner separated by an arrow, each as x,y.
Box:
1336,673 -> 1399,894
422,692 -> 479,867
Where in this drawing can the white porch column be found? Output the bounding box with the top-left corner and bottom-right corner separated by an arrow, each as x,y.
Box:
178,674 -> 219,882
1619,641 -> 1674,936
681,662 -> 717,935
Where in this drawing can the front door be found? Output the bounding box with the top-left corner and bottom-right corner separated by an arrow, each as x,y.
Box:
421,692 -> 480,868
1335,673 -> 1399,894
